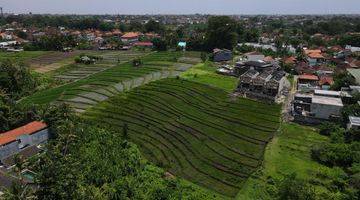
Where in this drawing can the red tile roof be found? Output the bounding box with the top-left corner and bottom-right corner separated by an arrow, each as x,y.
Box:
299,74 -> 319,81
319,76 -> 334,86
308,52 -> 325,59
263,56 -> 274,62
0,121 -> 47,146
133,42 -> 153,47
121,32 -> 140,39
284,56 -> 297,64
304,49 -> 322,55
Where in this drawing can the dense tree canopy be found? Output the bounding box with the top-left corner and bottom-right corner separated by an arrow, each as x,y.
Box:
33,115 -> 217,199
0,60 -> 37,98
205,16 -> 238,50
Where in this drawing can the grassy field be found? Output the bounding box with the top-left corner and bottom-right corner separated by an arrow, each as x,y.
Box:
21,51 -> 192,106
237,123 -> 343,199
180,62 -> 238,92
84,78 -> 281,197
0,51 -> 50,62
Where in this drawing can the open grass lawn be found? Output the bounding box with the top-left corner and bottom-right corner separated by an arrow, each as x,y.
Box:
84,78 -> 281,197
21,51 -> 187,105
237,123 -> 343,199
180,62 -> 238,92
0,51 -> 50,62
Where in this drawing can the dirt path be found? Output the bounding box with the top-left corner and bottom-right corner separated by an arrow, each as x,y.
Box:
282,75 -> 297,122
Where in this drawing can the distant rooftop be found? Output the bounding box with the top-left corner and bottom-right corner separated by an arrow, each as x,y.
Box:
299,74 -> 319,81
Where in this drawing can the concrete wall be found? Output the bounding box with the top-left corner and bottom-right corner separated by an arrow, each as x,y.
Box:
0,142 -> 19,160
0,129 -> 49,160
30,129 -> 49,145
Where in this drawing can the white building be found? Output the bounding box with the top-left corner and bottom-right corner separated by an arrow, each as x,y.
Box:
311,96 -> 343,119
348,116 -> 360,131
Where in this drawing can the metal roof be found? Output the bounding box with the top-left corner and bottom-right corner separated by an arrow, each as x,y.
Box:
312,96 -> 343,107
314,90 -> 341,97
349,116 -> 360,126
347,68 -> 360,84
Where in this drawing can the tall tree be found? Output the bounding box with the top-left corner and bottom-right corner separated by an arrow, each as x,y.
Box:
205,16 -> 238,50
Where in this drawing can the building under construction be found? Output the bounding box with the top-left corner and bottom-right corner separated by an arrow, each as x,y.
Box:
236,60 -> 287,102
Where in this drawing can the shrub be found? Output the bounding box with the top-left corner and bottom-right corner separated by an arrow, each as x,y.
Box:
277,173 -> 316,200
319,122 -> 342,136
200,52 -> 207,62
311,143 -> 354,167
132,58 -> 142,67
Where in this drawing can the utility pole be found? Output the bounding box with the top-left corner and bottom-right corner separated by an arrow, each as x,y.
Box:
0,7 -> 3,18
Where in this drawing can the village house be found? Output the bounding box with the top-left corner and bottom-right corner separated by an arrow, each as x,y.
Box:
304,49 -> 325,66
235,60 -> 273,76
0,121 -> 49,164
0,32 -> 13,40
85,32 -> 96,42
297,74 -> 319,92
213,48 -> 232,62
283,56 -> 297,66
121,32 -> 140,43
236,60 -> 286,102
346,45 -> 360,53
293,92 -> 343,122
319,76 -> 334,90
243,51 -> 265,62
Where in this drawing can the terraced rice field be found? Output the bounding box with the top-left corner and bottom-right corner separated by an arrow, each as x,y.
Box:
54,51 -> 147,81
84,78 -> 281,197
22,52 -> 198,112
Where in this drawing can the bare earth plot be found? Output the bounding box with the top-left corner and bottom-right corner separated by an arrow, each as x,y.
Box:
53,51 -> 148,82
29,51 -> 87,73
84,78 -> 281,197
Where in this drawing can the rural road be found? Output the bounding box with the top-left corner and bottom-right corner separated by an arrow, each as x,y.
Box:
282,75 -> 297,122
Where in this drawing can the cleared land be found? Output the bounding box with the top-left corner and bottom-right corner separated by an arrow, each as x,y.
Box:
180,62 -> 238,92
21,51 -> 199,112
237,123 -> 342,199
28,50 -> 87,73
84,78 -> 281,197
53,51 -> 148,81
